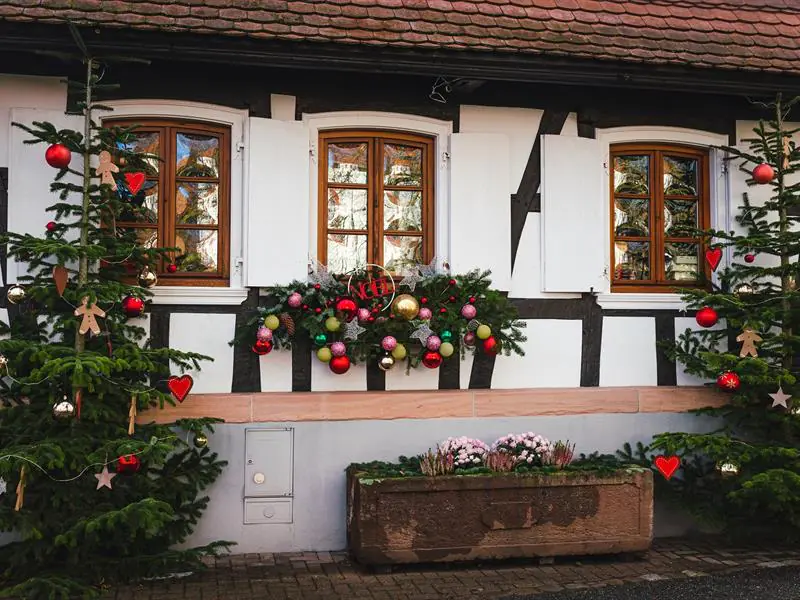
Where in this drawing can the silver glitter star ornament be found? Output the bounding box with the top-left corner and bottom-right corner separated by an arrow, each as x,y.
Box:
95,465 -> 117,490
418,256 -> 440,278
410,323 -> 434,345
307,256 -> 337,289
399,269 -> 423,292
342,318 -> 366,341
770,386 -> 792,409
0,477 -> 6,496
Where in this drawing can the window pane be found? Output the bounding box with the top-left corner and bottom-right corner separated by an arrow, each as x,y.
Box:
613,241 -> 650,281
384,235 -> 423,274
327,234 -> 367,274
175,229 -> 218,273
664,199 -> 698,236
176,182 -> 219,225
118,131 -> 159,176
665,242 -> 699,281
384,144 -> 422,187
328,188 -> 367,230
384,191 -> 422,231
614,198 -> 649,236
664,156 -> 698,195
613,155 -> 649,194
119,227 -> 158,249
121,181 -> 158,223
328,142 -> 367,184
176,132 -> 220,177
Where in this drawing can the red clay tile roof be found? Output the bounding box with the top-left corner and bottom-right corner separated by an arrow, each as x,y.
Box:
2,1 -> 800,75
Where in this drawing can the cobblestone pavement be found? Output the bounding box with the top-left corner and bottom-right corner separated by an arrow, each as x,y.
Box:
107,537 -> 800,600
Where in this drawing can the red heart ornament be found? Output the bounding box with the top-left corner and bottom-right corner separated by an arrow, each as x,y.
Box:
168,375 -> 194,403
124,172 -> 146,195
705,247 -> 722,271
654,455 -> 680,480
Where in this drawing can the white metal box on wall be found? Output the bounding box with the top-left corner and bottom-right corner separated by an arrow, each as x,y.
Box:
244,428 -> 294,524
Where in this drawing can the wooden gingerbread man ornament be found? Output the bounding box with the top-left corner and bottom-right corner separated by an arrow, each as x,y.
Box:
74,297 -> 106,336
96,151 -> 119,190
737,327 -> 763,358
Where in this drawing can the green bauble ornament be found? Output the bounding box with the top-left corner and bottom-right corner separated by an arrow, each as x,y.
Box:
440,330 -> 453,342
325,316 -> 341,332
314,333 -> 328,347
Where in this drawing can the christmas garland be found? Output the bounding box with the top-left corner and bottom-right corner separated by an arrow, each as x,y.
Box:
234,265 -> 526,374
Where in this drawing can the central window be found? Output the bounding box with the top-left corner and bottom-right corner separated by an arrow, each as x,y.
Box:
318,130 -> 434,274
611,143 -> 709,292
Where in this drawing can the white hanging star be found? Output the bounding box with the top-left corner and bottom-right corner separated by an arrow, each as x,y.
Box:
308,256 -> 336,289
418,256 -> 439,278
399,269 -> 423,292
342,318 -> 366,341
410,323 -> 433,345
770,386 -> 792,409
95,465 -> 117,490
0,477 -> 6,496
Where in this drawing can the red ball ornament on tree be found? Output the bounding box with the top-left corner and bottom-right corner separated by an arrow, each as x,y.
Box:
483,336 -> 500,355
167,263 -> 178,273
439,307 -> 447,314
421,351 -> 443,369
448,279 -> 456,286
117,454 -> 141,474
121,295 -> 145,318
695,307 -> 718,328
420,297 -> 428,304
752,163 -> 775,184
717,371 -> 740,392
744,253 -> 755,263
45,143 -> 71,169
335,298 -> 358,320
329,355 -> 351,375
252,339 -> 273,355
46,221 -> 57,233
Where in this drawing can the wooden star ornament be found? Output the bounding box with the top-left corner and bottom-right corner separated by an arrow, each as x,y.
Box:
770,386 -> 792,409
94,465 -> 117,490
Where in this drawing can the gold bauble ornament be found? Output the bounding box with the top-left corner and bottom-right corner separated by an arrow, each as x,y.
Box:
53,398 -> 75,419
0,355 -> 7,369
392,294 -> 420,320
476,324 -> 492,340
264,315 -> 280,330
378,354 -> 395,371
137,267 -> 158,288
6,285 -> 25,305
439,342 -> 455,358
325,316 -> 341,332
391,343 -> 407,360
317,347 -> 332,363
716,460 -> 740,477
734,283 -> 755,297
193,433 -> 208,448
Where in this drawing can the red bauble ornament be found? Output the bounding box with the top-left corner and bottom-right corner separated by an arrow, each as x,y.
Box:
752,163 -> 775,184
314,284 -> 321,290
695,307 -> 718,328
329,355 -> 351,375
167,263 -> 178,273
335,298 -> 358,320
717,371 -> 740,392
448,279 -> 456,286
117,454 -> 141,474
252,339 -> 273,355
439,307 -> 447,314
744,253 -> 756,263
448,295 -> 456,302
302,304 -> 309,311
46,221 -> 57,233
420,297 -> 428,304
314,307 -> 322,314
421,351 -> 443,369
483,336 -> 500,354
121,295 -> 145,318
469,296 -> 476,304
45,143 -> 71,169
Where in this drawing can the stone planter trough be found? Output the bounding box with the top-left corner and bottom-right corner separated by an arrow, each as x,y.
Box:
346,467 -> 653,565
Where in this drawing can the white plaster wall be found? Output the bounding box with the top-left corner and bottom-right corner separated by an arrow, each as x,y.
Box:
384,360 -> 439,391
675,316 -> 728,387
169,313 -> 235,393
0,74 -> 67,168
492,319 -> 582,388
185,411 -> 717,554
600,317 -> 658,386
260,350 -> 293,392
310,359 -> 367,392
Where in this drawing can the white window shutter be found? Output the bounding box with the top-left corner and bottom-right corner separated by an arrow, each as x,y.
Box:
246,117 -> 309,287
8,109 -> 82,284
450,133 -> 511,290
540,134 -> 605,292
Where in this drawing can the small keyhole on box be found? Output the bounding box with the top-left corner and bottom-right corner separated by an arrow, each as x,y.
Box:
247,459 -> 253,465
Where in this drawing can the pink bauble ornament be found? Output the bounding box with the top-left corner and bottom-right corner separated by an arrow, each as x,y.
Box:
461,304 -> 477,319
381,336 -> 397,351
331,341 -> 347,357
256,325 -> 273,342
426,335 -> 441,351
463,332 -> 476,347
418,307 -> 432,321
357,308 -> 371,322
287,292 -> 302,308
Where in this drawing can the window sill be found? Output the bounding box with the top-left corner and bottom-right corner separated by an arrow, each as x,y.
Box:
150,287 -> 249,306
596,293 -> 687,311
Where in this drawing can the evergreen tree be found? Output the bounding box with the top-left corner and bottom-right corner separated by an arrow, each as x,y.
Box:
630,95 -> 800,538
0,58 -> 230,598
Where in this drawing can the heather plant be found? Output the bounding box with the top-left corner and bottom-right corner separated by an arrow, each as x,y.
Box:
492,432 -> 551,465
485,450 -> 516,473
542,440 -> 576,469
418,445 -> 455,476
440,436 -> 489,467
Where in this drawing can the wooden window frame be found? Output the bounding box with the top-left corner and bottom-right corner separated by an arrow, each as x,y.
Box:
317,130 -> 435,274
610,143 -> 710,293
106,118 -> 231,287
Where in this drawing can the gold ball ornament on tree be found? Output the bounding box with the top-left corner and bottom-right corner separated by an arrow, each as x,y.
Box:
325,316 -> 341,332
6,285 -> 26,305
735,283 -> 755,297
53,398 -> 75,419
264,314 -> 280,330
378,355 -> 395,371
316,347 -> 332,363
439,342 -> 455,357
716,460 -> 740,477
391,343 -> 407,360
193,433 -> 209,448
392,294 -> 420,320
476,324 -> 492,340
137,266 -> 158,289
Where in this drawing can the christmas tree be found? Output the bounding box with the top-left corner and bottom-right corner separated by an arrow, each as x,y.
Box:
0,58 -> 230,598
632,95 -> 800,539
